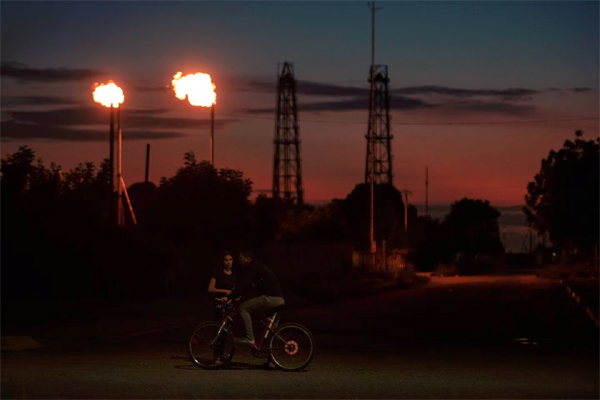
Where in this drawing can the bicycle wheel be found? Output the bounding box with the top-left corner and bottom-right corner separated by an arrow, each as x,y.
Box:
189,322 -> 235,369
269,323 -> 315,371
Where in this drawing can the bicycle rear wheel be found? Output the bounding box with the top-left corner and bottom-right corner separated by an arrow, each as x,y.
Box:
269,323 -> 315,371
189,322 -> 234,369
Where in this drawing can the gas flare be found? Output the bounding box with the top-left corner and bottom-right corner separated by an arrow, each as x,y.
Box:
172,71 -> 216,107
93,81 -> 124,108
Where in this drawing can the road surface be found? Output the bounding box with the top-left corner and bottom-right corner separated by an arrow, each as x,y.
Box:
2,274 -> 598,399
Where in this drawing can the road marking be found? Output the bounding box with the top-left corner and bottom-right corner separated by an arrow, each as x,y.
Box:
585,307 -> 599,327
558,279 -> 599,328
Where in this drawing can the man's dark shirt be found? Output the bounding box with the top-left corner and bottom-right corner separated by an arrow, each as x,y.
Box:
228,260 -> 283,300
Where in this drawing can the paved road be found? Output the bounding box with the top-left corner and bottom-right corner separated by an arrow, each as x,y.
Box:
2,274 -> 598,399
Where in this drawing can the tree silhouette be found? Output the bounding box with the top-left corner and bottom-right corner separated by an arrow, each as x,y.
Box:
149,151 -> 252,244
1,145 -> 36,196
409,215 -> 443,270
127,181 -> 158,226
441,198 -> 504,272
1,147 -> 115,299
252,194 -> 287,244
524,130 -> 599,258
341,183 -> 407,249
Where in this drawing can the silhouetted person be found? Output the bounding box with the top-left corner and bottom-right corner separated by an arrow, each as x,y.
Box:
207,251 -> 236,367
208,251 -> 236,302
227,246 -> 284,351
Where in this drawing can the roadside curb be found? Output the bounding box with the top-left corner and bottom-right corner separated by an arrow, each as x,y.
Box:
2,317 -> 200,353
559,279 -> 599,328
1,336 -> 43,352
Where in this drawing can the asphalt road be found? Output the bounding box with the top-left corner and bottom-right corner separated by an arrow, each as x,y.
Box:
2,274 -> 598,399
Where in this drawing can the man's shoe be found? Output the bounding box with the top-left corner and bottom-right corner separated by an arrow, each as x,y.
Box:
234,337 -> 257,349
210,356 -> 224,369
255,361 -> 276,370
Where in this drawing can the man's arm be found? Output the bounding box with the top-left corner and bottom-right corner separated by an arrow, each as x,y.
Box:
227,265 -> 256,299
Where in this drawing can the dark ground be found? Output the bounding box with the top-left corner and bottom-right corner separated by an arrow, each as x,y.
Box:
1,273 -> 598,399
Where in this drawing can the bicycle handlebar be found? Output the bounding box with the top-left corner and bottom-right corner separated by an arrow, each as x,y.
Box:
215,296 -> 241,304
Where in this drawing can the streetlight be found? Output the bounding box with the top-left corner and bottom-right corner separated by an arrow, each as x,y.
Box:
93,81 -> 136,226
171,71 -> 217,165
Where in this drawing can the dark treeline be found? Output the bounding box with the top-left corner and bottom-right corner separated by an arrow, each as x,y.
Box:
2,148 -> 256,301
2,146 -> 508,303
3,130 -> 596,302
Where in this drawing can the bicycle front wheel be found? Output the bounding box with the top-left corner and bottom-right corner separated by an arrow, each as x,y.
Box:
189,322 -> 234,369
269,323 -> 315,371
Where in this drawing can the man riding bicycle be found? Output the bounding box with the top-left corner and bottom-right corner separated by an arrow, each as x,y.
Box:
190,247 -> 313,370
227,246 -> 285,352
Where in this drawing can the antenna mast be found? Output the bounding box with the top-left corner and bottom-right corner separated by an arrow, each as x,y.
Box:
425,165 -> 429,217
368,2 -> 379,252
366,2 -> 393,251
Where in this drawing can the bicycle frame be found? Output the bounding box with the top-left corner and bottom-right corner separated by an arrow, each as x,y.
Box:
213,304 -> 287,358
252,312 -> 287,358
210,300 -> 236,340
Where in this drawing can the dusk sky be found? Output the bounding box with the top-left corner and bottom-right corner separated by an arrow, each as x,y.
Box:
2,1 -> 598,210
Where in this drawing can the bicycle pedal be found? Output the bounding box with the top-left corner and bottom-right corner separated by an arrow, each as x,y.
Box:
234,337 -> 257,348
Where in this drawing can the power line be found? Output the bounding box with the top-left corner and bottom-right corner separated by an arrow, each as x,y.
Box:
220,114 -> 597,126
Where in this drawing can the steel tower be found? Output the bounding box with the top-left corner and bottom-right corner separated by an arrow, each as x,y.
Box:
365,65 -> 393,185
273,62 -> 304,205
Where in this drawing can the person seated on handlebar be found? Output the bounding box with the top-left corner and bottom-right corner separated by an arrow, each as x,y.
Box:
207,251 -> 236,367
227,246 -> 285,349
208,251 -> 236,321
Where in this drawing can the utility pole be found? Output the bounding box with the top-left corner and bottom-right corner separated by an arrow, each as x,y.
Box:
117,106 -> 124,226
425,165 -> 429,217
145,144 -> 150,184
401,187 -> 412,249
109,104 -> 115,225
210,104 -> 215,166
529,228 -> 533,254
401,188 -> 412,232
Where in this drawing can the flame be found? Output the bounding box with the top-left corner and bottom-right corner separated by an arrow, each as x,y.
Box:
172,71 -> 216,107
93,81 -> 124,108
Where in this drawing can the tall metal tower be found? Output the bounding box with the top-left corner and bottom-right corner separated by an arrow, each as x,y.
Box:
365,64 -> 393,185
272,62 -> 304,205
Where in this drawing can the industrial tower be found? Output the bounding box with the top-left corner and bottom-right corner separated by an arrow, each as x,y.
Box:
365,64 -> 393,185
272,62 -> 304,205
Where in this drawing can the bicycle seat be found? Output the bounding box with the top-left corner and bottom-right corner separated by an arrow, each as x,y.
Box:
265,305 -> 285,319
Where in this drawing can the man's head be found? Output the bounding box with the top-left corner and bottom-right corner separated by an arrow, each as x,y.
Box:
237,246 -> 254,266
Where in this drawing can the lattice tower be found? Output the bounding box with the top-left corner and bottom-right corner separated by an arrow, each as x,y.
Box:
365,65 -> 393,185
273,62 -> 304,205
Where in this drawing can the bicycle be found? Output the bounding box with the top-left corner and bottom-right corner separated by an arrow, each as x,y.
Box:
189,298 -> 315,371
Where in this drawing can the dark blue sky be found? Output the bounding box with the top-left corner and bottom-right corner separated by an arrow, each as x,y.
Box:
3,1 -> 598,86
